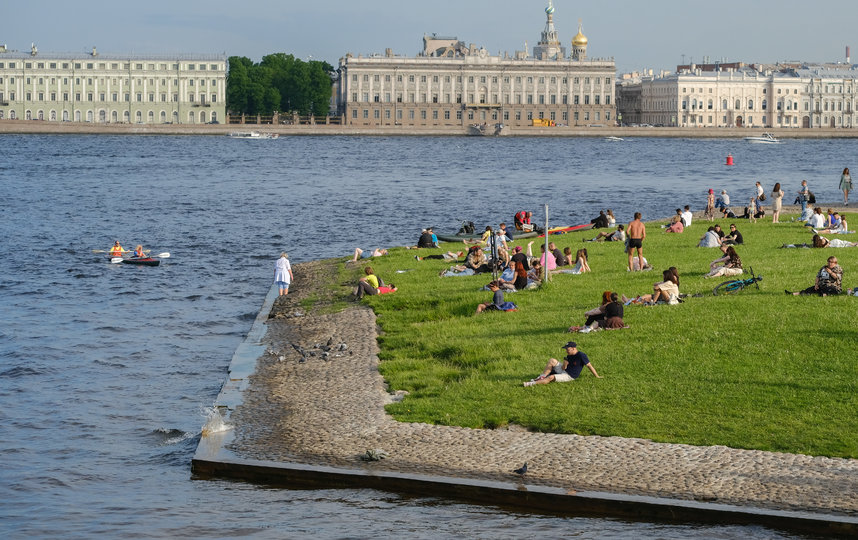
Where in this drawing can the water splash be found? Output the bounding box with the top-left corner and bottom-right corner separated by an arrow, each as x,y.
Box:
200,406 -> 232,437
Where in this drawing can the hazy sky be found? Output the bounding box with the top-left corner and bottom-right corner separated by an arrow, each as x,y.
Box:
3,0 -> 854,73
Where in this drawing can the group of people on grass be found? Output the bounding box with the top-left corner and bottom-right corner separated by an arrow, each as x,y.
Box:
326,170 -> 856,387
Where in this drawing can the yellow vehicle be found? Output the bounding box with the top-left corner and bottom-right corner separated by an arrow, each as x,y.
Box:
531,118 -> 556,127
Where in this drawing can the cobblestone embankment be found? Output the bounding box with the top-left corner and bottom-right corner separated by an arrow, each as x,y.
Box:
198,258 -> 858,533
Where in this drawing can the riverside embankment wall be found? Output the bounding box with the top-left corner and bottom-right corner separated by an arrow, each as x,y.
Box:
3,120 -> 858,138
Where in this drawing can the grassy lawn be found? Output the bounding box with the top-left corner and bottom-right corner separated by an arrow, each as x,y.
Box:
347,215 -> 858,459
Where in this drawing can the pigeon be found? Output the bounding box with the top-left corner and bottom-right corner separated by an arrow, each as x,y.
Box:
513,462 -> 528,476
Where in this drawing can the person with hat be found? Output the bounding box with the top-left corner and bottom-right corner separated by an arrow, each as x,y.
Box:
523,342 -> 601,386
704,189 -> 716,221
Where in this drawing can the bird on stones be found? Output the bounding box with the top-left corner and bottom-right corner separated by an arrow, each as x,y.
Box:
513,462 -> 528,476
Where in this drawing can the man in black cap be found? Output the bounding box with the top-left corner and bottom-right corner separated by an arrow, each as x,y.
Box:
523,342 -> 601,386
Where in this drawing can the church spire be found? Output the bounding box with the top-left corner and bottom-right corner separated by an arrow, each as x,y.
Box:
533,0 -> 566,60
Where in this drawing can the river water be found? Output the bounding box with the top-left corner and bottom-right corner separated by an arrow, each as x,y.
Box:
2,133 -> 841,538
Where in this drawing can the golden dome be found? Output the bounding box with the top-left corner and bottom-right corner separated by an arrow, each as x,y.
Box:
572,21 -> 588,47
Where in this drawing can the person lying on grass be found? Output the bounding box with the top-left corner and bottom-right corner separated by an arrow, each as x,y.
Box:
623,268 -> 681,305
523,341 -> 601,386
786,256 -> 844,297
812,234 -> 858,248
414,250 -> 464,261
587,224 -> 625,242
350,247 -> 388,262
476,281 -> 517,314
704,245 -> 743,278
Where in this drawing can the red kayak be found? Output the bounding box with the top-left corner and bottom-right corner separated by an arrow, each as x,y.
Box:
121,257 -> 160,266
537,223 -> 595,237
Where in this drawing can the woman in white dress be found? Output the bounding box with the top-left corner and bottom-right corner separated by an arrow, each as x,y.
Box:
274,252 -> 294,296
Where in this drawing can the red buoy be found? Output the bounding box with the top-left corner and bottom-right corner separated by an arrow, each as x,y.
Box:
726,154 -> 734,166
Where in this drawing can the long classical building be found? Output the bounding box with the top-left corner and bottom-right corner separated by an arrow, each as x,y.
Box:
617,62 -> 858,129
0,45 -> 226,124
336,2 -> 616,128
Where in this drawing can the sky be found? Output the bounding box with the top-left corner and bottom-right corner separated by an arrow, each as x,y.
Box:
2,0 -> 855,73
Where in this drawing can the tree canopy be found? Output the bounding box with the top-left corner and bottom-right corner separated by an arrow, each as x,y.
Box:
227,54 -> 334,117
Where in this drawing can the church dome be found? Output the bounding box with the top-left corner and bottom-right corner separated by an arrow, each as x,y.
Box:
572,21 -> 588,47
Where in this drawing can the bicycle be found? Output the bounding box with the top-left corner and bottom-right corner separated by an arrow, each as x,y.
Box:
712,266 -> 763,295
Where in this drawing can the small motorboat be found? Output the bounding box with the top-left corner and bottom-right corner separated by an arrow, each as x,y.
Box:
121,257 -> 161,266
743,133 -> 780,144
228,131 -> 279,139
604,136 -> 624,142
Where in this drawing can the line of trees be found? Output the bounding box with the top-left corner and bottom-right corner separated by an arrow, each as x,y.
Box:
227,54 -> 334,117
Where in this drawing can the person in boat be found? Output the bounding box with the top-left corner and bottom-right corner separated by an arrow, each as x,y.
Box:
274,252 -> 294,296
133,245 -> 146,258
514,211 -> 528,230
109,240 -> 126,257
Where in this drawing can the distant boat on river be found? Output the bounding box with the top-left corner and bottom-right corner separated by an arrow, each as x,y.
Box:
228,131 -> 279,139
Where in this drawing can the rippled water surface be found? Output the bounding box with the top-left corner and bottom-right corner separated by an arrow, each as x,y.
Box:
2,134 -> 842,538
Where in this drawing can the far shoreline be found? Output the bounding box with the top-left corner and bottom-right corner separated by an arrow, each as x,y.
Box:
3,119 -> 858,138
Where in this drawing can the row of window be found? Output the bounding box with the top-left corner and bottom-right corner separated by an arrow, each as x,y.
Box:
0,108 -> 218,122
353,73 -> 611,85
350,108 -> 611,122
352,93 -> 611,105
682,87 -> 802,95
0,76 -> 218,88
0,91 -> 216,103
679,98 -> 851,112
0,61 -> 222,71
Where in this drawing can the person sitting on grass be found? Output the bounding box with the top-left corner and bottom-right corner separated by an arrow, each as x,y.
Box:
786,256 -> 843,297
523,342 -> 601,386
805,207 -> 826,229
354,266 -> 385,299
350,247 -> 389,262
705,245 -> 743,278
721,224 -> 744,245
476,281 -> 518,313
814,214 -> 850,235
526,241 -> 557,272
590,292 -> 626,330
623,269 -> 681,305
556,248 -> 590,274
588,224 -> 625,242
664,214 -> 684,233
812,234 -> 858,248
697,226 -> 723,248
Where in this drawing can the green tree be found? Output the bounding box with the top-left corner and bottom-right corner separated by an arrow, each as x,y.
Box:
227,54 -> 334,117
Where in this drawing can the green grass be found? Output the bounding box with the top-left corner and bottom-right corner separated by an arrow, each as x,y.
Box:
345,216 -> 858,458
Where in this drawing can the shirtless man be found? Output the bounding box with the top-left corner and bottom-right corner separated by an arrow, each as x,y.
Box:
627,212 -> 646,271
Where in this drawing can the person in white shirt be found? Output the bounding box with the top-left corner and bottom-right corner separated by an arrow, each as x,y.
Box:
681,205 -> 693,228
